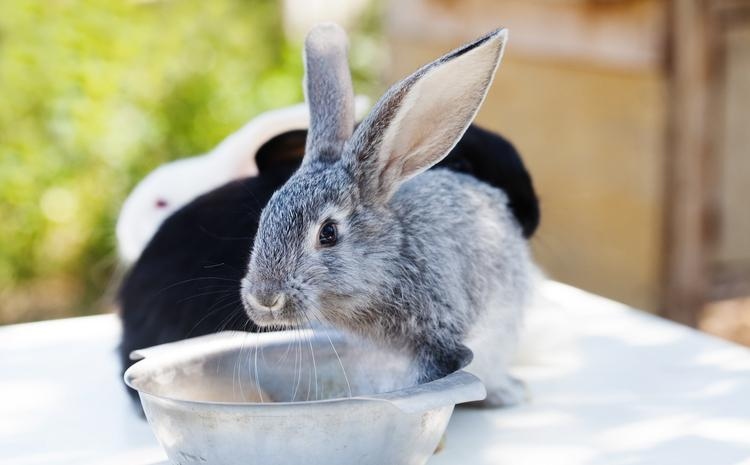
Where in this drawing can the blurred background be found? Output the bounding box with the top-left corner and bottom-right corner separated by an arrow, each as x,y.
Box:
1,0 -> 748,345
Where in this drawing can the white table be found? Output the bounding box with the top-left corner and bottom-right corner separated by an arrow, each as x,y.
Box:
2,281 -> 750,465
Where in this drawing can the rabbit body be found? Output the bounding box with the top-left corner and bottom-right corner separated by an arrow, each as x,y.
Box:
373,168 -> 533,402
244,161 -> 531,406
242,25 -> 533,406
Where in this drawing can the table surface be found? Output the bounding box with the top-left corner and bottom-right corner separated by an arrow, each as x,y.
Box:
2,281 -> 750,465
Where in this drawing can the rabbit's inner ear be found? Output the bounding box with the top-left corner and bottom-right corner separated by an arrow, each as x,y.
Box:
347,29 -> 507,203
302,23 -> 355,165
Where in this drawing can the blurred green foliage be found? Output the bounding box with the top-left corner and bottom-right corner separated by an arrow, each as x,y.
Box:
0,0 -> 381,324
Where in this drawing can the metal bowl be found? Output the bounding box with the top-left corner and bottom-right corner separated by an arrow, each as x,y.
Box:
124,330 -> 485,465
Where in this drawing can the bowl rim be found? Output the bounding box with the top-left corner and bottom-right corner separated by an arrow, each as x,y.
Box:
127,369 -> 483,413
123,330 -> 486,413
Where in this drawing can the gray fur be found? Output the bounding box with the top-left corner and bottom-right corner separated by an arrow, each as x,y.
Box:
303,23 -> 355,163
242,26 -> 533,406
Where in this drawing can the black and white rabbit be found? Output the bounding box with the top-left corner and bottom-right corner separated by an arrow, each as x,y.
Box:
241,25 -> 536,406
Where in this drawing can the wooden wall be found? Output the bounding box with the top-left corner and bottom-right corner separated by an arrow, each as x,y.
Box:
279,0 -> 749,317
713,19 -> 750,302
385,0 -> 668,311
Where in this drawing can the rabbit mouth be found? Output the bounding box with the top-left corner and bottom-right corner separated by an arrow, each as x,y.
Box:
244,303 -> 295,328
242,294 -> 305,328
240,276 -> 325,329
249,312 -> 296,328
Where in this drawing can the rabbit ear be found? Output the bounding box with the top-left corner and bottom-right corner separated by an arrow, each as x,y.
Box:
255,129 -> 308,172
303,23 -> 355,165
346,29 -> 508,202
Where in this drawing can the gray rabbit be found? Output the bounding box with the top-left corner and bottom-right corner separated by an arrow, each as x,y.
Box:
241,24 -> 535,407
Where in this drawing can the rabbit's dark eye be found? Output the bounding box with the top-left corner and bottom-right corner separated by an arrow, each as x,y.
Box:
318,221 -> 338,247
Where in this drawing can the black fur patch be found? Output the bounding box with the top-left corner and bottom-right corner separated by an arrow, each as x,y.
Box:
439,125 -> 540,238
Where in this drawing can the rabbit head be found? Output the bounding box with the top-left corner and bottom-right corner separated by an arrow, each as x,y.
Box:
242,23 -> 507,334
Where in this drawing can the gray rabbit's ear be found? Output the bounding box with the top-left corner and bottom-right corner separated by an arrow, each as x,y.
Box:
302,23 -> 355,165
346,29 -> 508,202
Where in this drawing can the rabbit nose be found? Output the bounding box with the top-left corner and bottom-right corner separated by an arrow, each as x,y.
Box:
245,289 -> 285,311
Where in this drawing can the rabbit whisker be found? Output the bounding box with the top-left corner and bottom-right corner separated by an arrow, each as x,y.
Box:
153,276 -> 242,298
185,298 -> 240,338
253,330 -> 265,403
302,312 -> 319,400
175,288 -> 237,305
314,313 -> 352,398
293,324 -> 304,402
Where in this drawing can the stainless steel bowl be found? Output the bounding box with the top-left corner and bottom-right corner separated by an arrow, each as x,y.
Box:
124,330 -> 485,465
